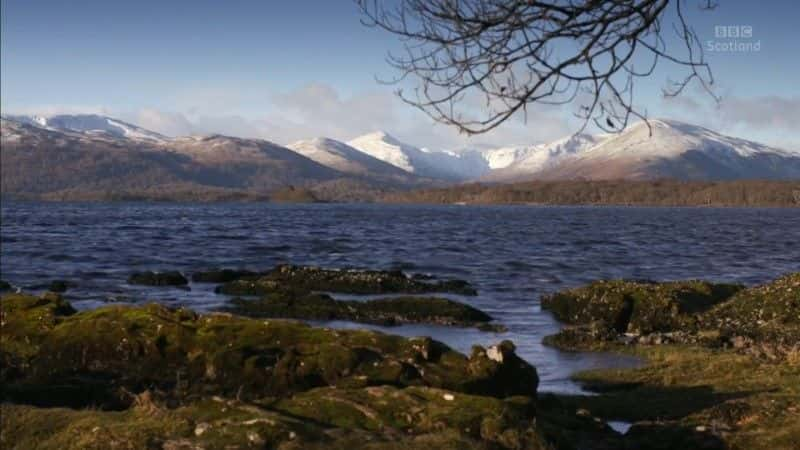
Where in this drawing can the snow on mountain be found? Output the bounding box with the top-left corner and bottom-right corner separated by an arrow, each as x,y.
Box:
4,113 -> 797,183
347,131 -> 488,180
288,137 -> 412,177
3,114 -> 168,142
481,133 -> 610,181
535,119 -> 800,180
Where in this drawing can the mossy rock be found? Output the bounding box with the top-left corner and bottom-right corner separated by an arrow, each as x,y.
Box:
1,293 -> 537,409
541,279 -> 743,335
191,269 -> 258,283
542,274 -> 800,359
218,264 -> 477,296
561,344 -> 800,450
699,273 -> 800,351
1,387 -> 549,450
225,290 -> 499,330
0,280 -> 12,291
273,385 -> 545,448
127,270 -> 188,286
0,398 -> 326,450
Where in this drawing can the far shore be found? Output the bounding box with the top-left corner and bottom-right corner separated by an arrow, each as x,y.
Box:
2,179 -> 799,207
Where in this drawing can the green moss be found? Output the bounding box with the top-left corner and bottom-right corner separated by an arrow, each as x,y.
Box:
218,264 -> 478,296
537,274 -> 800,450
225,290 -> 499,330
1,293 -> 536,409
0,398 -> 323,450
541,279 -> 742,335
1,388 -> 551,450
1,293 -> 77,381
273,385 -> 544,448
700,273 -> 800,348
543,274 -> 800,360
560,345 -> 800,450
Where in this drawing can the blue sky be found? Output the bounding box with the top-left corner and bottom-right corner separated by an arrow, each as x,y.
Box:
2,0 -> 799,149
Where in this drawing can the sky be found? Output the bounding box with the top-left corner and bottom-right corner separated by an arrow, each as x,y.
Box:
2,0 -> 799,150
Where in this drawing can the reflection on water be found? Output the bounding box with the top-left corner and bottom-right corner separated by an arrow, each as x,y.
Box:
2,202 -> 798,393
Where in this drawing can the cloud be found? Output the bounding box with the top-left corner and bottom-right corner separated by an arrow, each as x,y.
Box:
129,109 -> 196,136
717,96 -> 800,131
153,82 -> 574,150
3,104 -> 111,117
5,83 -> 575,150
661,88 -> 800,150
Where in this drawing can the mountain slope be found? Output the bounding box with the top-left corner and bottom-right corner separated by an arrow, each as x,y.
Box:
4,114 -> 168,142
347,131 -> 487,180
287,137 -> 414,179
482,133 -> 610,181
0,118 -> 342,198
537,120 -> 800,181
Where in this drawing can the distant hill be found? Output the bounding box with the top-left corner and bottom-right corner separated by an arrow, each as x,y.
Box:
531,120 -> 800,181
287,137 -> 417,181
2,114 -> 798,202
0,116 -> 429,201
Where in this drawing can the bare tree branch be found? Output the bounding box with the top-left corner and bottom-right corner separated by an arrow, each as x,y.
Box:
357,0 -> 718,136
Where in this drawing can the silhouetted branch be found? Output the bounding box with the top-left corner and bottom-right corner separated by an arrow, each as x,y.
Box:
357,0 -> 718,135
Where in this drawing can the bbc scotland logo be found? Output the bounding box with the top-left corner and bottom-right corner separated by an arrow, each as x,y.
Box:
714,25 -> 753,39
708,25 -> 760,52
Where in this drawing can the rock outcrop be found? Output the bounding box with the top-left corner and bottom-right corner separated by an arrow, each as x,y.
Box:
226,290 -> 504,331
0,291 -> 543,449
218,264 -> 477,296
541,273 -> 800,359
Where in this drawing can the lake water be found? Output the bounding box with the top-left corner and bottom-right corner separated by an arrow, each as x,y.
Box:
2,202 -> 798,393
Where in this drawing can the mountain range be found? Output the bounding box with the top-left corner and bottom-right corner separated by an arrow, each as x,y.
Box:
1,114 -> 798,201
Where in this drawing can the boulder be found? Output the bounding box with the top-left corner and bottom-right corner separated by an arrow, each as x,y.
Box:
218,264 -> 477,296
225,289 -> 502,330
541,280 -> 742,335
0,292 -> 537,409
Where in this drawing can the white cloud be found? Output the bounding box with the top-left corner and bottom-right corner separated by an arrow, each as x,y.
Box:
2,84 -> 577,150
2,104 -> 111,117
661,88 -> 800,150
128,109 -> 196,136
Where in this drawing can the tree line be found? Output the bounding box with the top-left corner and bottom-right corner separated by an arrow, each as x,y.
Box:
382,180 -> 800,207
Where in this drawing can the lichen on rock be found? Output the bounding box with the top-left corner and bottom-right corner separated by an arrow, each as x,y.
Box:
224,288 -> 503,331
541,274 -> 799,359
0,290 -> 544,449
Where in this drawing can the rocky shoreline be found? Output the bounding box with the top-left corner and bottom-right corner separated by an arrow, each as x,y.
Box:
1,292 -> 544,449
540,273 -> 800,450
1,270 -> 798,449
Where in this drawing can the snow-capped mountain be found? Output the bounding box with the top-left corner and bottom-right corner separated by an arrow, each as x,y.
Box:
347,131 -> 487,180
534,119 -> 800,181
3,114 -> 168,142
0,116 -> 344,198
3,113 -> 798,200
481,133 -> 610,181
287,137 -> 412,178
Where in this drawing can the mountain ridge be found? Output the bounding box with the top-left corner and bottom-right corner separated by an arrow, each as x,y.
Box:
2,113 -> 798,202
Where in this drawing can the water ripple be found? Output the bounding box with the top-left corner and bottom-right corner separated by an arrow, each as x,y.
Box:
2,202 -> 798,393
